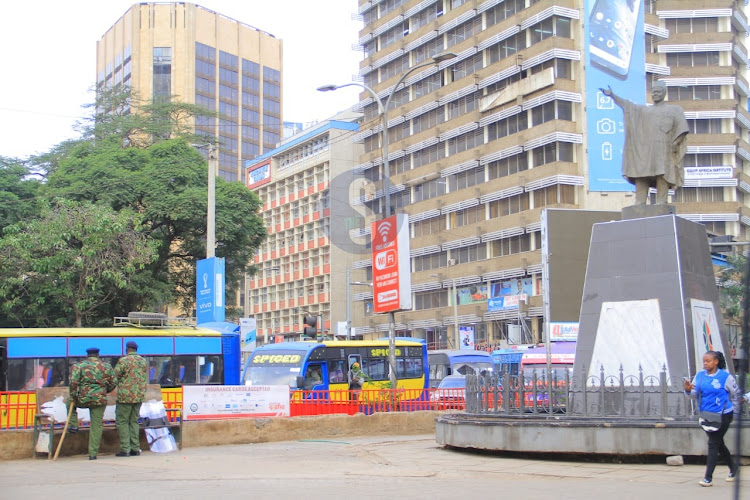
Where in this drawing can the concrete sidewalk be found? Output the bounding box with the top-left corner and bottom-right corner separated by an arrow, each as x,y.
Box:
0,434 -> 744,499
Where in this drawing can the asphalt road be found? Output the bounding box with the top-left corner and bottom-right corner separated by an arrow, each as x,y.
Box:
0,435 -> 745,499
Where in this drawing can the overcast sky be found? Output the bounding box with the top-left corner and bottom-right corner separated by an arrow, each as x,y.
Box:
0,0 -> 363,159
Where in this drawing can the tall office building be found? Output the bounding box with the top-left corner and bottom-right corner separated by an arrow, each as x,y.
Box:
96,2 -> 283,183
353,0 -> 749,349
245,112 -> 364,342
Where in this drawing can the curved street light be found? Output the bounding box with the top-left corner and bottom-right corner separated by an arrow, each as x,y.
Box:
318,51 -> 457,390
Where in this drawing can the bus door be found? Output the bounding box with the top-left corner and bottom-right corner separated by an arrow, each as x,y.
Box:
302,362 -> 327,399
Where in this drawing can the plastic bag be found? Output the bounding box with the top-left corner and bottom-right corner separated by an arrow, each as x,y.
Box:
145,427 -> 177,453
140,400 -> 176,453
39,396 -> 68,423
35,432 -> 50,454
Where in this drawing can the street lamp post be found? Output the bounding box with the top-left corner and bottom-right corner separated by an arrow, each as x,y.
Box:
319,51 -> 457,389
190,143 -> 219,258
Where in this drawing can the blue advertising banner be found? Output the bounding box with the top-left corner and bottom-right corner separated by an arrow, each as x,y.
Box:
196,257 -> 225,324
585,0 -> 646,191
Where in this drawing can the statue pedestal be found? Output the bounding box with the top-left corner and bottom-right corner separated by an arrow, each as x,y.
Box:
569,215 -> 730,417
622,204 -> 675,220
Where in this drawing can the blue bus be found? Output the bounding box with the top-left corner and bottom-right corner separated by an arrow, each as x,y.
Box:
427,350 -> 494,388
0,322 -> 241,391
242,340 -> 429,392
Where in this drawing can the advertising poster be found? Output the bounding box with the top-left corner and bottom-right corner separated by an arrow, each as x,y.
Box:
196,257 -> 225,324
459,326 -> 475,350
450,283 -> 490,306
690,299 -> 724,370
487,278 -> 533,311
550,322 -> 579,341
585,0 -> 646,191
183,385 -> 290,420
371,214 -> 412,313
240,317 -> 257,352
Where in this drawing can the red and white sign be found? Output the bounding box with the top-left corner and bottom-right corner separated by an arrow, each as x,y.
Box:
371,214 -> 412,313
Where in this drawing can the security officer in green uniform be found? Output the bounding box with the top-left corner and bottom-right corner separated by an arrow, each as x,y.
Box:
69,347 -> 116,460
114,341 -> 148,456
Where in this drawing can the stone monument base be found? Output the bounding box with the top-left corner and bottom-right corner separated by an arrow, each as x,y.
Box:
622,204 -> 675,220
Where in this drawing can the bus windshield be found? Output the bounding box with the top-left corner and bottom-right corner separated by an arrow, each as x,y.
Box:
243,349 -> 305,388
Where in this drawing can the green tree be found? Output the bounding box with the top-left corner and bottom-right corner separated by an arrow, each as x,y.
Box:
0,156 -> 42,232
42,139 -> 265,317
0,199 -> 157,327
718,253 -> 746,327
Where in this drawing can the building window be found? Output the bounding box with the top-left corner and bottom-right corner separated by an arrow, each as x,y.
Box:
533,142 -> 574,166
412,216 -> 443,237
487,153 -> 528,180
451,243 -> 487,265
666,52 -> 720,67
413,178 -> 447,203
412,251 -> 448,272
529,16 -> 572,44
450,205 -> 486,228
447,165 -> 484,192
486,0 -> 525,27
412,144 -> 445,168
446,16 -> 482,49
488,33 -> 526,64
491,234 -> 531,257
667,85 -> 722,101
196,42 -> 216,62
451,53 -> 483,81
686,118 -> 722,134
664,17 -> 719,34
414,290 -> 448,310
672,187 -> 725,203
412,106 -> 445,134
447,128 -> 484,155
411,2 -> 442,32
487,113 -> 528,142
533,184 -> 576,207
489,193 -> 530,217
153,47 -> 172,101
531,101 -> 573,127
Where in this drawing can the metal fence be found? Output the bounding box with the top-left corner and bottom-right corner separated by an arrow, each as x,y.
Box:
466,366 -> 750,419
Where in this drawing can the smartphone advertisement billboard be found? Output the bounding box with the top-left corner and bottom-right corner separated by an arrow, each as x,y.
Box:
586,0 -> 646,191
371,214 -> 412,313
196,257 -> 225,324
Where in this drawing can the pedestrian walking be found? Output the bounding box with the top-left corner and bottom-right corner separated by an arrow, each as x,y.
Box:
114,341 -> 148,457
683,350 -> 740,487
348,362 -> 364,400
68,347 -> 116,460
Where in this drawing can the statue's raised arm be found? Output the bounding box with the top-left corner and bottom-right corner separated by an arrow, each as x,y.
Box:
599,86 -> 627,109
602,82 -> 689,205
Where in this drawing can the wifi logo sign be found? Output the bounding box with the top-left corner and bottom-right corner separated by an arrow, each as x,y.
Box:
377,220 -> 391,243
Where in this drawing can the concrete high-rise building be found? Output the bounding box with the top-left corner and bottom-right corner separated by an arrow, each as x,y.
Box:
353,0 -> 750,350
96,2 -> 283,183
245,111 -> 365,342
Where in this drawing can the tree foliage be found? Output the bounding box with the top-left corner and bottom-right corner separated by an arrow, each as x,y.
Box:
0,85 -> 266,326
0,156 -> 42,233
0,200 -> 156,327
719,253 -> 747,326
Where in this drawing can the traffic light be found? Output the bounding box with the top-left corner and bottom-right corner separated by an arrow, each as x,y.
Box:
303,314 -> 318,338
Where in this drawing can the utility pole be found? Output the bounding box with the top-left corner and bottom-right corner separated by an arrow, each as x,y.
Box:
207,143 -> 218,258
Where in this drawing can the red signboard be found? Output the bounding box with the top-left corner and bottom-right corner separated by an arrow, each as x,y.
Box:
371,214 -> 411,313
246,160 -> 272,190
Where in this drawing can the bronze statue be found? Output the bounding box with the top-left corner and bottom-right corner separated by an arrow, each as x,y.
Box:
600,81 -> 689,205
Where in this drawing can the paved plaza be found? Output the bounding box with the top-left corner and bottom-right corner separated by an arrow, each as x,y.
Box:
0,434 -> 745,499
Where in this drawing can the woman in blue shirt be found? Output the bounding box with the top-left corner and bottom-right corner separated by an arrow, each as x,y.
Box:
683,350 -> 739,487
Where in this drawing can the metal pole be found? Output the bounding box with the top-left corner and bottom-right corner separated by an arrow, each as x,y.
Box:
318,53 -> 457,392
346,268 -> 352,340
453,279 -> 459,349
207,144 -> 217,259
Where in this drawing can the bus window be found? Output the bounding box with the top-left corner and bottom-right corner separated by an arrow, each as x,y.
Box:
328,360 -> 346,383
199,356 -> 222,384
363,357 -> 388,381
405,357 -> 423,378
303,364 -> 324,389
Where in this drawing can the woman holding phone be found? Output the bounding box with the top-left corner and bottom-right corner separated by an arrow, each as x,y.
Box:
683,351 -> 740,487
